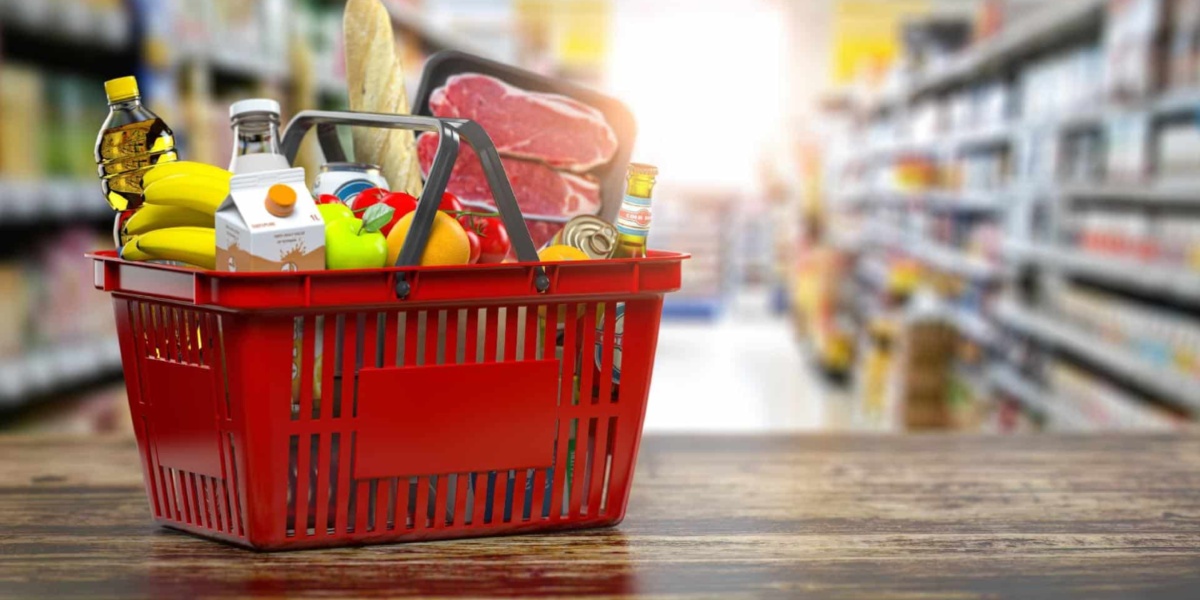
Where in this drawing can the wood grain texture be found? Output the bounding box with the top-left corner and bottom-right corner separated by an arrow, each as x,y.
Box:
3,434 -> 1200,599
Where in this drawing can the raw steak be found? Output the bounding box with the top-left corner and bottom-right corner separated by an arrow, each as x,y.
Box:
429,73 -> 618,172
417,132 -> 600,246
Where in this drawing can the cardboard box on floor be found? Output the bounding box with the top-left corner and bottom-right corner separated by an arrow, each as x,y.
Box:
215,167 -> 325,272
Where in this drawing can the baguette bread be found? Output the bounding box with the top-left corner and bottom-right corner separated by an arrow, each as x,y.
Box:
343,0 -> 423,196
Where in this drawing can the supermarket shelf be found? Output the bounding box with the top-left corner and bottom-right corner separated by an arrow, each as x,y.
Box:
944,304 -> 996,346
1007,242 -> 1200,304
924,189 -> 1008,213
0,0 -> 131,51
0,337 -> 122,409
994,301 -> 1200,413
908,240 -> 1001,281
0,180 -> 112,224
1060,183 -> 1200,207
388,5 -> 487,57
901,0 -> 1106,103
662,296 -> 729,320
1153,87 -> 1200,117
987,365 -> 1089,429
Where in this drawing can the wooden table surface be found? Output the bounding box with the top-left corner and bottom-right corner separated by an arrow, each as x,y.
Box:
3,434 -> 1200,599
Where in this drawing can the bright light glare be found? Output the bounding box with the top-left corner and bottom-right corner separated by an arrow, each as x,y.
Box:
608,0 -> 786,189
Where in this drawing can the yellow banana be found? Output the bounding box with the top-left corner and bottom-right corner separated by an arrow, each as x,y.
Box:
133,227 -> 217,270
143,174 -> 229,214
120,237 -> 156,262
143,160 -> 232,187
123,204 -> 214,236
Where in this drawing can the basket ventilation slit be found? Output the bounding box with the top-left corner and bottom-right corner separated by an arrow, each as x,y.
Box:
455,309 -> 468,364
286,435 -> 299,536
588,416 -> 611,516
570,417 -> 589,517
386,477 -> 399,530
443,309 -> 460,366
503,306 -> 519,362
393,311 -> 407,366
366,479 -> 379,532
601,417 -> 618,513
439,474 -> 454,526
533,467 -> 549,520
290,317 -> 303,420
415,311 -> 428,365
371,476 -> 388,533
312,316 -> 325,420
471,472 -> 486,526
216,315 -> 232,419
326,432 -> 341,535
453,472 -> 469,526
353,312 -> 368,418
332,314 -> 346,419
374,312 -> 386,368
581,418 -> 598,515
226,433 -> 246,536
301,434 -> 318,535
435,310 -> 448,365
344,432 -> 358,533
405,476 -> 418,529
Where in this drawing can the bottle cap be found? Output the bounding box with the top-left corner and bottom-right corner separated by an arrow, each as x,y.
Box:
230,98 -> 281,119
265,184 -> 297,217
627,163 -> 658,178
104,76 -> 139,103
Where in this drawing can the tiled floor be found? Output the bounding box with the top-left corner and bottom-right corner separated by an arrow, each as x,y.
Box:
644,290 -> 853,432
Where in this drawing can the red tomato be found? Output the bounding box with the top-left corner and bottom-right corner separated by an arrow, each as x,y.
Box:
316,194 -> 342,205
465,229 -> 481,264
351,187 -> 389,212
468,216 -> 511,264
438,192 -> 463,213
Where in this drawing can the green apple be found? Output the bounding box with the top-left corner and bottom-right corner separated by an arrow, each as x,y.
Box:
318,202 -> 354,224
324,203 -> 395,270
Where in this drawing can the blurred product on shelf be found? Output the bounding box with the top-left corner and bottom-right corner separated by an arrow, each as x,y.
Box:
1,63 -> 110,183
1072,208 -> 1200,270
650,188 -> 735,320
1056,285 -> 1200,382
1048,361 -> 1181,430
1103,0 -> 1164,103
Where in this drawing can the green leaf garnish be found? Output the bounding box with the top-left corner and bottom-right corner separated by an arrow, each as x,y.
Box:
361,203 -> 395,234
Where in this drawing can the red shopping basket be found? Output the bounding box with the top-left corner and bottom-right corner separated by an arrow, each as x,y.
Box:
90,111 -> 685,550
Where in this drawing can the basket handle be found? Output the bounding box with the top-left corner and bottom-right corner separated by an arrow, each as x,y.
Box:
279,110 -> 549,298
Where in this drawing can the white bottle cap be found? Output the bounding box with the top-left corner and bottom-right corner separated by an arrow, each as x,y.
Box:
230,98 -> 281,118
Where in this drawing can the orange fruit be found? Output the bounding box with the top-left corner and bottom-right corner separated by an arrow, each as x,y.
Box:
537,244 -> 589,262
386,210 -> 471,266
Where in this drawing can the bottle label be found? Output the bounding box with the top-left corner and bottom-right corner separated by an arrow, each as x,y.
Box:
616,194 -> 651,237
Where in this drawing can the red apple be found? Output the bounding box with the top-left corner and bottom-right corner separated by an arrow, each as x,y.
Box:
316,194 -> 342,205
352,187 -> 388,211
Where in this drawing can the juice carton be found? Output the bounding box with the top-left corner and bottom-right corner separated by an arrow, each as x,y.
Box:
215,167 -> 325,272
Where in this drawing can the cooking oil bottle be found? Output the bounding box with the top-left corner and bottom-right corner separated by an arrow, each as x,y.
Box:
95,76 -> 177,211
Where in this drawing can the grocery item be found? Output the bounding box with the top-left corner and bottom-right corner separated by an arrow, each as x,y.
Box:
343,0 -> 422,196
95,76 -> 178,211
123,227 -> 217,270
537,245 -> 589,262
143,160 -> 233,187
325,204 -> 393,270
416,133 -> 601,245
142,170 -> 230,214
549,215 -> 618,259
351,188 -> 417,236
229,98 -> 290,174
317,202 -> 354,224
613,163 -> 658,259
460,215 -> 511,264
122,204 -> 214,236
385,210 -> 471,266
215,168 -> 325,272
428,73 -> 618,172
312,161 -> 389,205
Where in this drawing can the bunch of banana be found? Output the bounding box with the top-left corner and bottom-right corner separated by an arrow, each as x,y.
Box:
120,161 -> 231,270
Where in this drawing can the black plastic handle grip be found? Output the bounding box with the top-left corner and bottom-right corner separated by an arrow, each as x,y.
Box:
279,110 -> 549,298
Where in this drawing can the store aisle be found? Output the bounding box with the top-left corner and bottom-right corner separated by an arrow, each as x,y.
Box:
643,290 -> 853,432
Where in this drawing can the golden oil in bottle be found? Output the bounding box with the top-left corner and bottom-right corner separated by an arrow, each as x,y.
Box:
612,163 -> 658,259
95,76 -> 177,211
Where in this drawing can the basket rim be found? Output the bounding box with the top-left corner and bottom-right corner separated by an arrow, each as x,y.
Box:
87,249 -> 690,278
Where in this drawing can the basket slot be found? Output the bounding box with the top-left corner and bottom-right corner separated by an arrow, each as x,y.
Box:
482,307 -> 499,363
578,304 -> 598,410
598,302 -> 618,405
223,433 -> 246,537
337,432 -> 356,534
338,314 -> 356,419
530,467 -> 548,521
404,311 -> 420,367
569,416 -> 588,517
319,316 -> 336,420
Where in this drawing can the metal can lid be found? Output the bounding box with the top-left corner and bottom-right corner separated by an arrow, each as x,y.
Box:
320,161 -> 383,173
